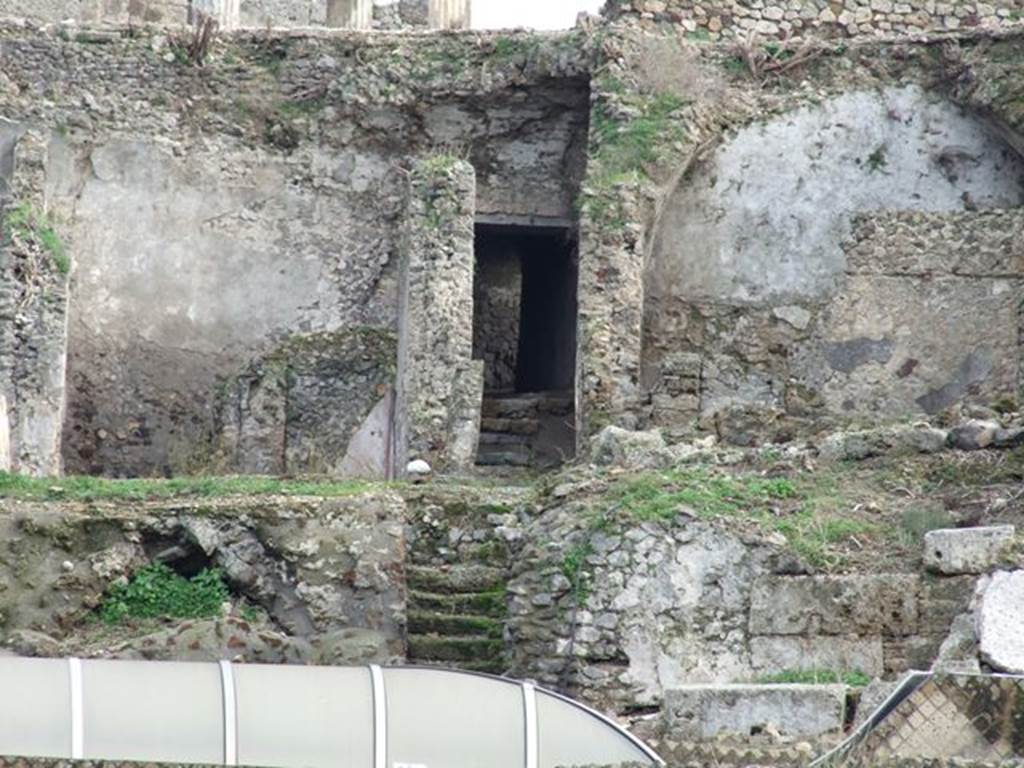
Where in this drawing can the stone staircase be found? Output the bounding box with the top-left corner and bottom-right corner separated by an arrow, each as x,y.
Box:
477,391 -> 575,470
406,563 -> 508,674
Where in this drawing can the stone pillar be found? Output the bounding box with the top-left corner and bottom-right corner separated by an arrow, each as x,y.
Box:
191,0 -> 240,29
327,0 -> 373,28
395,156 -> 483,475
429,0 -> 470,29
0,125 -> 70,477
576,193 -> 646,451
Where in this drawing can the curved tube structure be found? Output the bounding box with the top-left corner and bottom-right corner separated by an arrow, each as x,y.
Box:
0,658 -> 663,768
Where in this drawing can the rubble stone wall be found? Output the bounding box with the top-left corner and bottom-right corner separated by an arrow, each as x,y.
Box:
213,328 -> 397,477
508,501 -> 977,712
607,0 -> 1024,39
0,121 -> 70,477
1,0 -> 467,29
0,493 -> 408,658
396,157 -> 483,473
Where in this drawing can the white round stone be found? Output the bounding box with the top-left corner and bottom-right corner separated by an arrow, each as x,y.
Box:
406,459 -> 432,476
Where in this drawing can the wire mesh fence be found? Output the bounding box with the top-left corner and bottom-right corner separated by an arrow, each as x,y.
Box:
818,673 -> 1024,767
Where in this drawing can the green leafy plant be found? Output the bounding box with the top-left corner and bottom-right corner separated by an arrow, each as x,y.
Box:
561,541 -> 594,603
99,563 -> 230,624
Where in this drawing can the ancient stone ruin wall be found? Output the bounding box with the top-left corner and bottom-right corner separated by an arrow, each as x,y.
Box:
0,26 -> 589,476
644,86 -> 1024,440
607,0 -> 1024,39
0,0 -> 469,29
0,493 -> 408,660
0,121 -> 70,477
568,25 -> 1024,447
507,502 -> 977,712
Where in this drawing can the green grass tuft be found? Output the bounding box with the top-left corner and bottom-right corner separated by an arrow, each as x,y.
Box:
758,668 -> 872,687
610,466 -> 798,522
3,201 -> 70,274
0,471 -> 382,502
99,563 -> 230,624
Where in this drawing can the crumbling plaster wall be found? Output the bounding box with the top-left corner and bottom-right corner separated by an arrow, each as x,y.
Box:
574,28 -> 1024,449
644,85 -> 1024,435
0,27 -> 590,476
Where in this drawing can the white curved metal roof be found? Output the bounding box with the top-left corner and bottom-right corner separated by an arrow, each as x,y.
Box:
0,658 -> 663,768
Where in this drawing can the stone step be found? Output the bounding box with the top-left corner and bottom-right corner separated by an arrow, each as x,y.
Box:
480,417 -> 541,436
478,431 -> 531,446
408,589 -> 507,617
481,392 -> 573,419
482,397 -> 541,419
407,634 -> 506,664
536,393 -> 573,415
406,564 -> 507,593
665,684 -> 848,743
408,611 -> 504,638
476,447 -> 532,467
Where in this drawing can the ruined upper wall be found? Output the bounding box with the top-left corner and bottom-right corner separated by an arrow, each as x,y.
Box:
604,0 -> 1024,39
0,0 -> 470,30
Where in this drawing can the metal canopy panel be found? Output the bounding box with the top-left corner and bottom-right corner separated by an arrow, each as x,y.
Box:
384,668 -> 526,768
0,659 -> 663,768
81,659 -> 224,764
536,689 -> 655,768
235,664 -> 374,768
0,658 -> 71,759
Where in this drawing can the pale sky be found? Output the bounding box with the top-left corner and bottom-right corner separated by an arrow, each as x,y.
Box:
471,0 -> 604,30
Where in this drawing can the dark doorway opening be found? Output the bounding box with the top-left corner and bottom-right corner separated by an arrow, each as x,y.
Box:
472,221 -> 577,469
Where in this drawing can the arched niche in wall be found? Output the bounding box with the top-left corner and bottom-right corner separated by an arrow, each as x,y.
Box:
644,84 -> 1024,430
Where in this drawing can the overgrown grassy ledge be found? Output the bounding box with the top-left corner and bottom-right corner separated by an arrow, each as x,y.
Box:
0,472 -> 386,502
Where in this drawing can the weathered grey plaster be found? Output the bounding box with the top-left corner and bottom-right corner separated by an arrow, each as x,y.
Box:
650,85 -> 1024,305
51,138 -> 395,475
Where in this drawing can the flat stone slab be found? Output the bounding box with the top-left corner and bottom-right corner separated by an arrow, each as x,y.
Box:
664,684 -> 847,742
749,575 -> 919,636
924,525 -> 1015,575
749,636 -> 884,677
978,570 -> 1024,674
